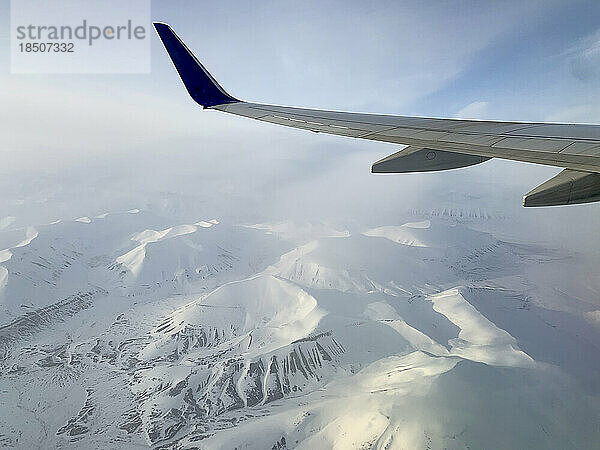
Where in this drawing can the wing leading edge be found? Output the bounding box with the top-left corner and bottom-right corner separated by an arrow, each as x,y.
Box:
154,22 -> 600,207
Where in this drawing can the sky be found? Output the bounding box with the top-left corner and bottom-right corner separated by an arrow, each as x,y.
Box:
1,0 -> 600,247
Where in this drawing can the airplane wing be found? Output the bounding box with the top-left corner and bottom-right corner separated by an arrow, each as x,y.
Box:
153,22 -> 600,207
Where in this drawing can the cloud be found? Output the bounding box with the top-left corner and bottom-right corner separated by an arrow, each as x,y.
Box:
545,104 -> 600,123
154,1 -> 560,113
569,28 -> 600,81
454,101 -> 490,119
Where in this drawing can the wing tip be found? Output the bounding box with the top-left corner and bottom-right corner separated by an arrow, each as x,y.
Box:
152,22 -> 172,35
153,22 -> 240,108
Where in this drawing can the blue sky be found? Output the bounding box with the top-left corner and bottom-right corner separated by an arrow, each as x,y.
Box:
145,0 -> 600,119
2,1 -> 599,117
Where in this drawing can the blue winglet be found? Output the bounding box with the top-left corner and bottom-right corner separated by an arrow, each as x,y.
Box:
153,22 -> 239,108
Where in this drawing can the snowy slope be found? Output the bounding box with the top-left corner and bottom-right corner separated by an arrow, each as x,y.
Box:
0,215 -> 598,449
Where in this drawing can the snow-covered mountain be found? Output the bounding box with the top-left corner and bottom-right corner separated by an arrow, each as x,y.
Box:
0,210 -> 599,449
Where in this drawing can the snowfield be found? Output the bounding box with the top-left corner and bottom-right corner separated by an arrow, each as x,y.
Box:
0,211 -> 599,449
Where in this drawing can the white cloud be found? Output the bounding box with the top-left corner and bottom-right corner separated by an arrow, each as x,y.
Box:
454,101 -> 490,119
568,28 -> 600,81
545,104 -> 600,123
